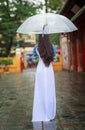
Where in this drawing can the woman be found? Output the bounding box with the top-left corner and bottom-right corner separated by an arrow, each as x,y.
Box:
32,34 -> 57,121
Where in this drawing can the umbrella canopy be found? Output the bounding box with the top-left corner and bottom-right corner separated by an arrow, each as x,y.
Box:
17,13 -> 78,34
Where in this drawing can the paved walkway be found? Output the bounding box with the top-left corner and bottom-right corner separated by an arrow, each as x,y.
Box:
0,69 -> 85,130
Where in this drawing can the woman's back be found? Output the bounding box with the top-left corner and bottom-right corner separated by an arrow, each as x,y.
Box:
32,34 -> 57,121
32,49 -> 56,121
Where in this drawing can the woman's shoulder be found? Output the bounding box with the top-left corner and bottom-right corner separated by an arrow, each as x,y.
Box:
34,44 -> 38,49
33,44 -> 38,56
33,44 -> 38,53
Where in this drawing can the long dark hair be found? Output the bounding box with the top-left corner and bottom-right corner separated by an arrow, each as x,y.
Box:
38,34 -> 53,66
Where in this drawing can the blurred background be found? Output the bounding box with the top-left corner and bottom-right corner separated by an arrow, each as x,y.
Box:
0,0 -> 85,72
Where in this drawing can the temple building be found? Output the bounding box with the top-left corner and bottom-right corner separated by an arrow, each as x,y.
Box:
60,0 -> 85,72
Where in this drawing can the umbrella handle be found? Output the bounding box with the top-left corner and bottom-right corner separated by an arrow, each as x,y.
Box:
42,24 -> 48,37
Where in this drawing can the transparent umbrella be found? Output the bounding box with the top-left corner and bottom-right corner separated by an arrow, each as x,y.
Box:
17,13 -> 78,34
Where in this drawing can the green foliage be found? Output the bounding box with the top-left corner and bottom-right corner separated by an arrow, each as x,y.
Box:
0,59 -> 13,66
41,0 -> 62,13
47,0 -> 62,13
50,34 -> 60,46
0,0 -> 37,57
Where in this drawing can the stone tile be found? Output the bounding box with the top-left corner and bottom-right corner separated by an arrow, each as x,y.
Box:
0,69 -> 85,130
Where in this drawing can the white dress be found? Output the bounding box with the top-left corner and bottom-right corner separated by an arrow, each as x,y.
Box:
32,49 -> 56,121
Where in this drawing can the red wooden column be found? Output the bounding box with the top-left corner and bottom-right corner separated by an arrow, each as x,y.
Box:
67,33 -> 71,71
73,32 -> 78,71
81,27 -> 85,71
70,33 -> 76,71
76,30 -> 83,72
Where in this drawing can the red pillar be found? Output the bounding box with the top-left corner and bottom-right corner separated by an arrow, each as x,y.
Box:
74,37 -> 78,71
82,27 -> 85,71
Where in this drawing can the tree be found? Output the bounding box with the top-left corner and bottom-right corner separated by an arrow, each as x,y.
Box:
0,0 -> 37,57
44,0 -> 63,13
50,33 -> 60,46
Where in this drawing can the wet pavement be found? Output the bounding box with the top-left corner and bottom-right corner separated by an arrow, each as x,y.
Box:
0,69 -> 85,130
